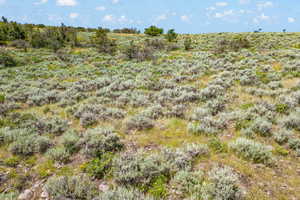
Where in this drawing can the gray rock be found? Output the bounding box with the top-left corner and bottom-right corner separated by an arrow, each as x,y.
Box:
18,189 -> 33,200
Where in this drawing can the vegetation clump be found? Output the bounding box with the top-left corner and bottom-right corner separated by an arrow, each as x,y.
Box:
93,27 -> 117,55
44,175 -> 98,200
0,50 -> 18,67
144,25 -> 163,36
230,138 -> 275,165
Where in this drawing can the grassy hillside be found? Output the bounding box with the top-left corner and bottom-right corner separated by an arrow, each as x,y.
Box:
1,32 -> 300,200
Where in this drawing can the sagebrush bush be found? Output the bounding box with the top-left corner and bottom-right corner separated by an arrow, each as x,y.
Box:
141,105 -> 165,119
188,116 -> 227,136
124,114 -> 154,131
288,138 -> 300,151
161,144 -> 209,171
170,170 -> 203,198
251,117 -> 272,137
44,175 -> 97,200
203,166 -> 245,200
9,135 -> 52,156
282,112 -> 300,130
240,127 -> 255,138
230,138 -> 275,165
36,117 -> 68,135
0,128 -> 32,144
46,147 -> 70,164
274,129 -> 292,144
113,150 -> 170,187
61,130 -> 80,154
78,127 -> 123,158
94,187 -> 155,200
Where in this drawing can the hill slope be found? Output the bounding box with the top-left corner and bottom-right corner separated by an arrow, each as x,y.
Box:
1,32 -> 300,200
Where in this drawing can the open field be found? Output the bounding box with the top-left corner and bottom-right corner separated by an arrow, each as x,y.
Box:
1,32 -> 300,200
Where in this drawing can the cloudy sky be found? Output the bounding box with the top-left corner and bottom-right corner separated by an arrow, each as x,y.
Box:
0,0 -> 298,33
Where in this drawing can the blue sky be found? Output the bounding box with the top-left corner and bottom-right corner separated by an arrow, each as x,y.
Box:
0,0 -> 299,33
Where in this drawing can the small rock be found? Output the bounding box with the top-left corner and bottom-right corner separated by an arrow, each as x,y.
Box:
98,183 -> 109,192
18,189 -> 33,200
41,190 -> 49,199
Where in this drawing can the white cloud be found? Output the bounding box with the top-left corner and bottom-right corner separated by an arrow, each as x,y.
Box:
259,13 -> 270,20
69,13 -> 79,19
180,15 -> 190,23
112,0 -> 119,4
56,0 -> 77,6
216,2 -> 228,7
117,15 -> 134,23
102,14 -> 134,24
253,13 -> 271,24
48,14 -> 63,22
214,10 -> 234,18
156,14 -> 168,21
239,0 -> 250,4
288,17 -> 295,23
96,6 -> 106,11
34,0 -> 48,5
0,0 -> 6,5
257,1 -> 273,10
206,6 -> 216,11
102,15 -> 114,22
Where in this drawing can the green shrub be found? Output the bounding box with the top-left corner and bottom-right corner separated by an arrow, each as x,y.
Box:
0,50 -> 17,67
209,137 -> 228,153
215,36 -> 251,54
93,27 -> 117,55
82,153 -> 114,179
44,175 -> 98,200
274,145 -> 289,156
148,175 -> 168,198
275,103 -> 289,114
165,29 -> 178,42
61,130 -> 80,154
46,147 -> 70,164
0,93 -> 5,104
144,26 -> 163,36
230,138 -> 275,165
184,37 -> 192,50
235,119 -> 252,131
4,156 -> 21,167
203,166 -> 245,200
123,41 -> 155,62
